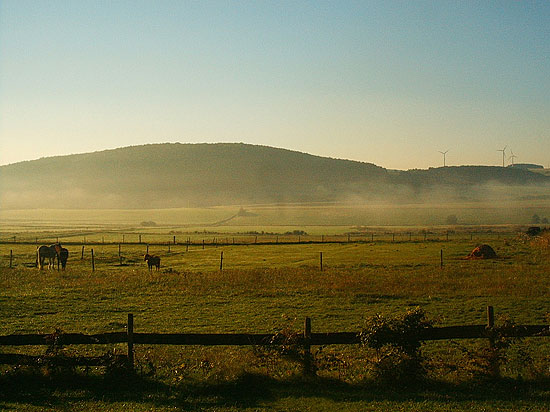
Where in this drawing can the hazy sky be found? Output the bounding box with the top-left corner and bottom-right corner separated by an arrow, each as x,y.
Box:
1,1 -> 549,169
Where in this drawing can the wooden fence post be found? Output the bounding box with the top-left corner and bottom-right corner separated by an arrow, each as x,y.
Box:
347,233 -> 350,242
202,239 -> 205,250
81,245 -> 84,260
139,234 -> 142,244
146,244 -> 149,254
91,249 -> 95,271
486,305 -> 499,376
220,251 -> 224,271
440,249 -> 443,268
9,250 -> 13,268
174,235 -> 176,245
127,313 -> 134,369
487,306 -> 494,328
392,233 -> 395,242
118,244 -> 121,257
255,236 -> 257,244
319,252 -> 323,271
303,317 -> 315,376
409,232 -> 412,241
371,233 -> 374,242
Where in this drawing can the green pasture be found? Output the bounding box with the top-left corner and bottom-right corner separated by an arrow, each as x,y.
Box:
1,222 -> 550,411
1,231 -> 548,335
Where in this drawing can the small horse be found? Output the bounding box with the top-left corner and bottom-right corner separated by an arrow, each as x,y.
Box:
58,248 -> 69,270
144,254 -> 161,271
37,244 -> 62,270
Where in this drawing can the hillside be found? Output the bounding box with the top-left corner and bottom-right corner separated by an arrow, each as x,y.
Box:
1,143 -> 549,209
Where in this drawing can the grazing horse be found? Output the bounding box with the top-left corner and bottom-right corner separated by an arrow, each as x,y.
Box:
58,248 -> 69,270
144,254 -> 161,271
37,244 -> 62,270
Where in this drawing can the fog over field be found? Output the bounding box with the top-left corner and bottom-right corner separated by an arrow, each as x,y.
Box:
1,143 -> 549,225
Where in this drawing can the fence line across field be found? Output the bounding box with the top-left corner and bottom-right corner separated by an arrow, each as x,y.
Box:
4,246 -> 450,272
0,229 -> 514,247
0,307 -> 548,372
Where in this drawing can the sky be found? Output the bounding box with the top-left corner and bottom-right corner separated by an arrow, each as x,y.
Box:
1,1 -> 549,170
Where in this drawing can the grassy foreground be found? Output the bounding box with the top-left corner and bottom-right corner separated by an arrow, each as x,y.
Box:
1,230 -> 550,411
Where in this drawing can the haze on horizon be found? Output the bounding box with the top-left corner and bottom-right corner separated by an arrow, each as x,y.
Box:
1,1 -> 549,170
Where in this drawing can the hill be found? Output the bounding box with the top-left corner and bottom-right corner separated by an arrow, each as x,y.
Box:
1,143 -> 549,209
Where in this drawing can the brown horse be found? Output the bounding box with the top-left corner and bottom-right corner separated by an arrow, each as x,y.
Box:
37,243 -> 62,270
144,254 -> 161,271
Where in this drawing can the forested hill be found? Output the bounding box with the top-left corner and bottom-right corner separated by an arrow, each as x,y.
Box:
1,143 -> 548,209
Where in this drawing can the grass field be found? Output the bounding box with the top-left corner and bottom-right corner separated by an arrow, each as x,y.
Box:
1,209 -> 550,411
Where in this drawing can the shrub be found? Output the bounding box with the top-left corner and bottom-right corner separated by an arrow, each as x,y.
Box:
360,308 -> 432,384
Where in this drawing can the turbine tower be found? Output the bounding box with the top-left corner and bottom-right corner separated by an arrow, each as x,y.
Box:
509,150 -> 517,166
497,146 -> 507,167
438,150 -> 449,167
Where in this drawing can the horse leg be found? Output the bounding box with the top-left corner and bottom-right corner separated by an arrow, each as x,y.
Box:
38,252 -> 44,270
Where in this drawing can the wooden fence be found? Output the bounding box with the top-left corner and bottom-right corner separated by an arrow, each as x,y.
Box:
0,307 -> 548,371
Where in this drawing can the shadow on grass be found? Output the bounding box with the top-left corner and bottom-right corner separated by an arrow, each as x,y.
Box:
1,369 -> 550,410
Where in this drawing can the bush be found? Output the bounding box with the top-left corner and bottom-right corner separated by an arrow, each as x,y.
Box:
360,308 -> 432,384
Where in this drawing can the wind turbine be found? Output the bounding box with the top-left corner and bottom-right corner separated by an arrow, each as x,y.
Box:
509,150 -> 517,166
438,150 -> 449,167
497,146 -> 507,167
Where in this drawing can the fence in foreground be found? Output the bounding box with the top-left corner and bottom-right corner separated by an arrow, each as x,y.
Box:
1,307 -> 548,372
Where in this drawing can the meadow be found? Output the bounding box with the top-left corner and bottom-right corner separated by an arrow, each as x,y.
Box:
1,206 -> 550,411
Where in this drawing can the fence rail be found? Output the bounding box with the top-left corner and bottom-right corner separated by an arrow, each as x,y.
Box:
2,327 -> 549,348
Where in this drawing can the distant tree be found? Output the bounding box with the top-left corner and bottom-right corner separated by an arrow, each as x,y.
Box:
445,214 -> 458,225
542,217 -> 549,224
531,214 -> 541,224
285,230 -> 308,236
